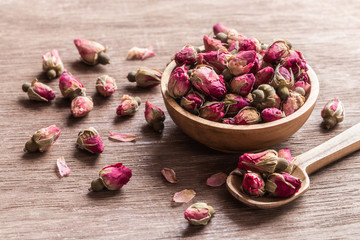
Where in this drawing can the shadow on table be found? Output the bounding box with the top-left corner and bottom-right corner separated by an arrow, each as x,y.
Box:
17,98 -> 52,110
72,147 -> 100,166
92,92 -> 113,106
70,60 -> 107,74
86,189 -> 122,199
21,151 -> 49,162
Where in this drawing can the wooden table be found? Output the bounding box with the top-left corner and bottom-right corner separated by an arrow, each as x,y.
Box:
1,0 -> 360,239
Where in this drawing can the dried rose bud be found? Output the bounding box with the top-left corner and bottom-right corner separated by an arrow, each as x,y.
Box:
24,125 -> 60,152
199,101 -> 225,122
174,45 -> 198,65
168,65 -> 191,98
74,39 -> 109,65
241,172 -> 266,197
71,96 -> 94,118
282,92 -> 305,116
184,202 -> 215,226
180,90 -> 205,114
281,55 -> 308,76
266,172 -> 301,197
22,79 -> 55,102
278,148 -> 294,173
126,46 -> 156,60
233,106 -> 261,125
89,163 -> 132,191
42,49 -> 64,79
230,73 -> 255,96
213,23 -> 230,35
222,118 -> 235,124
261,107 -> 285,122
196,50 -> 233,73
251,84 -> 281,110
189,65 -> 227,99
270,64 -> 294,100
226,29 -> 247,46
238,149 -> 278,174
96,75 -> 117,97
291,81 -> 311,97
203,35 -> 225,52
145,101 -> 166,133
263,40 -> 290,63
321,98 -> 345,130
224,93 -> 251,115
127,67 -> 162,88
228,50 -> 258,76
59,72 -> 86,100
254,66 -> 275,88
228,38 -> 261,53
116,95 -> 141,116
77,127 -> 104,154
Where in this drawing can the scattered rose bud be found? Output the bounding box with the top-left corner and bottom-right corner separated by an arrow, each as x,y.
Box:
71,96 -> 94,118
96,75 -> 117,97
57,156 -> 70,177
127,67 -> 162,88
228,50 -> 258,76
22,79 -> 55,102
77,127 -> 104,154
282,92 -> 305,116
59,72 -> 86,100
206,172 -> 227,187
42,49 -> 64,79
321,98 -> 345,129
161,168 -> 178,183
116,95 -> 141,116
237,149 -> 278,174
265,172 -> 301,197
126,46 -> 156,60
224,94 -> 251,115
145,101 -> 165,133
24,125 -> 61,152
254,66 -> 275,88
196,50 -> 233,73
89,163 -> 132,191
109,132 -> 137,142
251,84 -> 281,110
261,107 -> 285,122
213,22 -> 230,35
74,39 -> 109,65
203,35 -> 225,52
233,106 -> 261,125
230,73 -> 255,96
241,172 -> 265,197
270,64 -> 294,100
263,40 -> 290,63
184,203 -> 215,226
172,189 -> 196,203
174,45 -> 198,65
199,101 -> 225,122
180,91 -> 205,114
168,65 -> 191,98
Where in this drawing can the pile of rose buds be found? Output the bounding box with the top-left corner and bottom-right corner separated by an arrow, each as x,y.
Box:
237,148 -> 301,197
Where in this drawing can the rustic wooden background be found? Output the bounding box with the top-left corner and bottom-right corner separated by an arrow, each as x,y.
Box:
1,0 -> 360,239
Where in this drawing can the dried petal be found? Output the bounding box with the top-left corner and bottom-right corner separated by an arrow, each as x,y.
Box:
109,132 -> 137,142
161,168 -> 178,183
126,46 -> 156,60
206,172 -> 227,187
172,189 -> 196,203
57,156 -> 70,177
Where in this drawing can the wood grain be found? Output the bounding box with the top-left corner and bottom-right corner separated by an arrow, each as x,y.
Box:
1,0 -> 360,239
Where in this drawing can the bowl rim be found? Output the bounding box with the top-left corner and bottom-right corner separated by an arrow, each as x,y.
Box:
161,60 -> 319,131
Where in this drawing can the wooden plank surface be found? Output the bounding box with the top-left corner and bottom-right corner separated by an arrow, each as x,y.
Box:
1,0 -> 360,239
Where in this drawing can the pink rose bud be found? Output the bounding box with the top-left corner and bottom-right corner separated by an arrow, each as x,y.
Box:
278,148 -> 294,173
203,35 -> 225,52
24,125 -> 61,152
321,98 -> 345,130
226,29 -> 247,46
22,79 -> 55,102
230,73 -> 255,96
74,39 -> 110,65
270,64 -> 294,100
213,23 -> 230,35
199,101 -> 225,122
281,56 -> 308,76
89,163 -> 132,191
228,50 -> 258,76
71,96 -> 94,118
168,65 -> 191,98
295,71 -> 309,82
196,50 -> 233,73
96,75 -> 117,97
252,84 -> 281,110
291,81 -> 311,97
180,91 -> 205,114
261,107 -> 285,122
233,106 -> 261,125
254,66 -> 275,88
241,172 -> 266,197
59,72 -> 86,100
282,92 -> 305,116
184,202 -> 215,226
77,127 -> 104,154
222,118 -> 236,124
144,101 -> 166,133
42,49 -> 64,79
189,66 -> 227,99
263,40 -> 290,63
126,46 -> 156,60
266,172 -> 301,197
238,149 -> 278,174
224,93 -> 251,115
174,45 -> 198,65
116,95 -> 141,116
228,38 -> 261,53
127,67 -> 162,88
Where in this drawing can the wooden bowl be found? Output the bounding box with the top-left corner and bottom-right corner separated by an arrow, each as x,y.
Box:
160,61 -> 319,153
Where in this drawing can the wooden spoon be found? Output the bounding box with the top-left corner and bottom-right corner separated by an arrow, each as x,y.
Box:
226,123 -> 360,209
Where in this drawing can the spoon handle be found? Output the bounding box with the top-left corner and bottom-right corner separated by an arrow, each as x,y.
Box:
295,123 -> 360,175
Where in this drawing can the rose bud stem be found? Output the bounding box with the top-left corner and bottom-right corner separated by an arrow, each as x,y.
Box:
127,71 -> 136,82
89,178 -> 106,191
98,51 -> 110,65
22,83 -> 31,93
25,139 -> 39,153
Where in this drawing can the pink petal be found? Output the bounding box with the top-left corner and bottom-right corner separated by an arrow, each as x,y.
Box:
206,172 -> 227,187
57,156 -> 70,177
161,168 -> 178,183
172,189 -> 196,203
109,132 -> 137,142
126,46 -> 156,60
